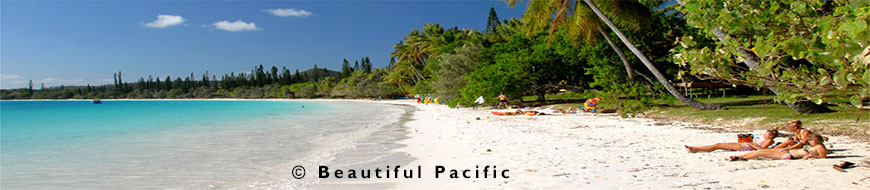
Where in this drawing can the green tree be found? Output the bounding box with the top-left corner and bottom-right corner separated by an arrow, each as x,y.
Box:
271,66 -> 279,84
342,59 -> 351,77
507,0 -> 724,110
353,61 -> 360,72
459,31 -> 587,106
27,80 -> 33,96
165,76 -> 172,90
363,57 -> 373,73
486,7 -> 501,34
674,0 -> 870,112
433,44 -> 482,105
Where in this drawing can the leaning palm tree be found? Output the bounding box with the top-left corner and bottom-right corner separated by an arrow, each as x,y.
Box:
390,40 -> 426,82
519,0 -> 645,81
507,0 -> 724,110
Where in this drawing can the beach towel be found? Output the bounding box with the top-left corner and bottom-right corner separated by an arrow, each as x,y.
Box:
584,97 -> 601,111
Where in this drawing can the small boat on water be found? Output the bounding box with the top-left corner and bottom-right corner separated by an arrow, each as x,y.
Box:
92,99 -> 102,104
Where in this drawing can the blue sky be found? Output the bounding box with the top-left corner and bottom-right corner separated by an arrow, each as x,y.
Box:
1,1 -> 525,89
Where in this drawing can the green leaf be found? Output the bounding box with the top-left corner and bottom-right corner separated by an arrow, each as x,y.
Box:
820,75 -> 831,86
851,20 -> 868,38
851,95 -> 864,108
864,68 -> 870,84
792,2 -> 806,14
834,71 -> 848,89
817,68 -> 828,75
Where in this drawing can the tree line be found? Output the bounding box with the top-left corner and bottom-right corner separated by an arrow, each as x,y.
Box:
1,56 -> 388,99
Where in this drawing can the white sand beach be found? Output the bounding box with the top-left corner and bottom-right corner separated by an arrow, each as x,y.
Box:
381,100 -> 870,189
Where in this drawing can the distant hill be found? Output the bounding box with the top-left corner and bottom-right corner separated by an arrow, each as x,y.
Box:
296,68 -> 341,80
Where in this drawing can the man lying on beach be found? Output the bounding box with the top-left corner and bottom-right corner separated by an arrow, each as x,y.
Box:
493,109 -> 548,116
494,109 -> 525,115
685,129 -> 779,153
774,120 -> 814,150
729,134 -> 827,161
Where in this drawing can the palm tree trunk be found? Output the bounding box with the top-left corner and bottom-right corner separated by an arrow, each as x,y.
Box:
583,0 -> 724,110
412,57 -> 428,81
397,82 -> 408,96
597,25 -> 634,81
407,63 -> 425,83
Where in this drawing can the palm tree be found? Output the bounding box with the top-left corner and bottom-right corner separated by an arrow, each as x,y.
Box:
390,24 -> 481,84
507,0 -> 724,110
517,0 -> 644,81
382,67 -> 411,96
390,40 -> 426,82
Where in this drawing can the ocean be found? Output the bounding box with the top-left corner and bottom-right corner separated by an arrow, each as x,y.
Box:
0,100 -> 410,189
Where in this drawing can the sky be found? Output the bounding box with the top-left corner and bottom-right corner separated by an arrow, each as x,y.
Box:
0,1 -> 526,89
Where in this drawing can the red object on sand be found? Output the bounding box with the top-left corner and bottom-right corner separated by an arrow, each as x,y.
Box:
491,111 -> 508,115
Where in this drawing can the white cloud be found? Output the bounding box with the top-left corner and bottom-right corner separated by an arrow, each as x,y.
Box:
31,78 -> 86,87
264,8 -> 312,17
0,76 -> 103,89
144,15 -> 185,28
212,20 -> 261,32
0,74 -> 21,80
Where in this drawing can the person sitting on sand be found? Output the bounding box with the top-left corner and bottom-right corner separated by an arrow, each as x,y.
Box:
730,134 -> 827,161
685,129 -> 779,153
774,120 -> 814,150
494,93 -> 508,109
583,97 -> 601,112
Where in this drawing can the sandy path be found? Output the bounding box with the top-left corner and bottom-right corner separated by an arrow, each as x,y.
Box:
389,101 -> 870,189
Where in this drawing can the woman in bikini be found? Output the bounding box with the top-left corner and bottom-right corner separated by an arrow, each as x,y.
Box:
774,120 -> 814,150
729,134 -> 827,161
685,129 -> 779,153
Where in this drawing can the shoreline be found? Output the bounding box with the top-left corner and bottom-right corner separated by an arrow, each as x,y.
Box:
309,103 -> 417,189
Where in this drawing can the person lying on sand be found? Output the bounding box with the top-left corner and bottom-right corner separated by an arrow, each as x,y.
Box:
774,120 -> 814,150
729,134 -> 827,161
500,109 -> 523,115
495,109 -> 548,116
551,107 -> 577,114
495,110 -> 534,115
685,129 -> 779,153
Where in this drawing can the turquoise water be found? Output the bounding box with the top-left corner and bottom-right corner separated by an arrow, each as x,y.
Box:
0,100 -> 406,189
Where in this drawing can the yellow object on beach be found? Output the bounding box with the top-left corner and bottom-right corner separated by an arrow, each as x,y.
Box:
434,98 -> 439,104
